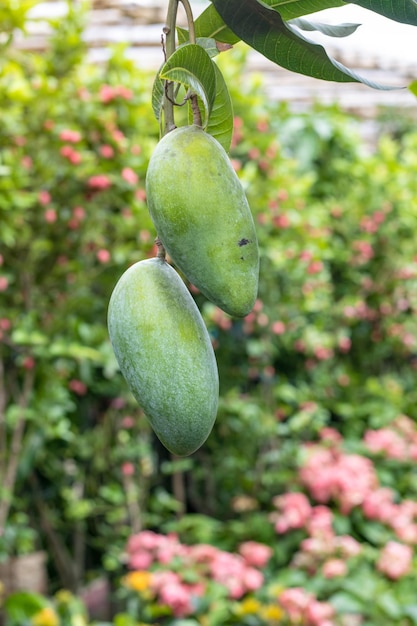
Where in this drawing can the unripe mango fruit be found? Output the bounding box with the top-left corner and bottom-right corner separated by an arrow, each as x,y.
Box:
146,125 -> 259,318
107,258 -> 219,456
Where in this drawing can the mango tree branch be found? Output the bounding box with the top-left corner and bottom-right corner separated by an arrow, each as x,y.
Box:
163,0 -> 197,134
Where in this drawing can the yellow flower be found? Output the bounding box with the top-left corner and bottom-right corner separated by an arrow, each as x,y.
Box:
236,597 -> 261,615
31,607 -> 59,626
54,590 -> 74,605
122,570 -> 152,593
260,603 -> 285,622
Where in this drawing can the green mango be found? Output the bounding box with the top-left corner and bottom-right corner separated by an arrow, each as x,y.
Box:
108,258 -> 219,456
146,125 -> 259,318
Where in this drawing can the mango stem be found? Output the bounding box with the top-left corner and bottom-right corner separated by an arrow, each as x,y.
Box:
163,0 -> 197,134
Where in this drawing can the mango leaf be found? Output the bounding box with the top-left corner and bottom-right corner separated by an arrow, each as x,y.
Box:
193,4 -> 241,43
151,69 -> 165,122
210,0 -> 400,89
290,18 -> 361,37
263,0 -> 345,20
208,63 -> 234,152
189,62 -> 234,153
159,43 -> 216,128
195,36 -> 221,58
343,0 -> 417,26
409,80 -> 417,97
177,31 -> 224,59
198,1 -> 346,41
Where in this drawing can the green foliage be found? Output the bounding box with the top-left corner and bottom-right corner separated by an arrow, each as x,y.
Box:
0,2 -> 158,580
191,0 -> 417,88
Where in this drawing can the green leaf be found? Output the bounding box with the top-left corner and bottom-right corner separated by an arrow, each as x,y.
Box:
177,30 -> 223,59
196,2 -> 347,43
194,36 -> 222,58
263,0 -> 345,20
151,69 -> 165,122
193,5 -> 241,43
192,62 -> 233,153
344,0 -> 417,26
210,0 -> 400,89
290,18 -> 361,37
159,43 -> 217,128
4,592 -> 48,621
330,591 -> 364,614
409,80 -> 417,97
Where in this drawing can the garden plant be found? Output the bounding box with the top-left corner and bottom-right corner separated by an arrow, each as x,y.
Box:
2,0 -> 417,625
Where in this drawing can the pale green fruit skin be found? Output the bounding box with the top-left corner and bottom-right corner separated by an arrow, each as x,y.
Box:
107,258 -> 219,456
146,125 -> 259,318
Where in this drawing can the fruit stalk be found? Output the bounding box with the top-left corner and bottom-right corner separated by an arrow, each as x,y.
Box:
163,0 -> 198,134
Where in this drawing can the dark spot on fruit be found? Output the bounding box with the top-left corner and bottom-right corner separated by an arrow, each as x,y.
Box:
238,238 -> 250,247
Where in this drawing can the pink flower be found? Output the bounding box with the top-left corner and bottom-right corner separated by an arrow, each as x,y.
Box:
190,543 -> 219,563
334,535 -> 362,558
278,587 -> 311,621
238,541 -> 272,568
273,492 -> 312,533
271,320 -> 286,335
39,190 -> 51,205
21,155 -> 32,169
362,487 -> 396,523
99,84 -> 116,103
121,415 -> 135,429
314,346 -> 333,360
307,506 -> 333,539
273,214 -> 290,229
59,129 -> 81,143
129,550 -> 153,570
99,144 -> 114,159
72,206 -> 86,221
0,276 -> 9,291
159,582 -> 193,617
364,428 -> 407,460
305,599 -> 335,625
352,240 -> 374,264
319,428 -> 342,445
300,447 -> 377,513
338,336 -> 351,352
322,558 -> 347,578
96,249 -> 111,264
242,567 -> 264,592
88,175 -> 111,190
121,167 -> 138,185
115,85 -> 133,100
377,541 -> 412,579
127,530 -> 161,553
0,318 -> 11,331
44,209 -> 57,223
68,379 -> 87,395
60,145 -> 81,163
122,462 -> 135,476
22,356 -> 35,370
60,145 -> 73,158
69,150 -> 82,164
155,534 -> 188,564
307,260 -> 324,275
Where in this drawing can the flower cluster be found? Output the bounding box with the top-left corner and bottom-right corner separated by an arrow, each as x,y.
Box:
364,414 -> 417,462
300,438 -> 377,514
271,426 -> 416,584
278,587 -> 335,626
272,495 -> 361,579
125,531 -> 270,617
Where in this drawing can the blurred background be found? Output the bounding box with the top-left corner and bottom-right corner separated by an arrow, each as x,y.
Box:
2,1 -> 417,624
